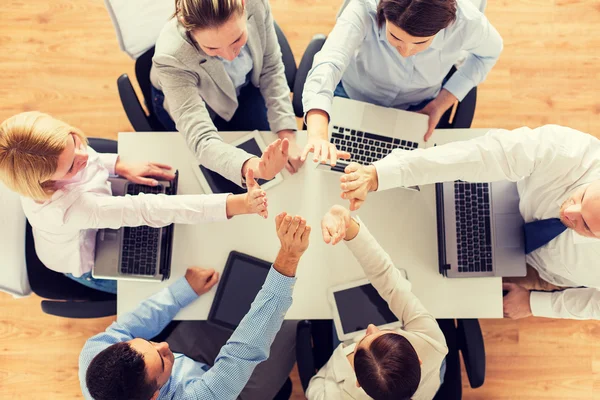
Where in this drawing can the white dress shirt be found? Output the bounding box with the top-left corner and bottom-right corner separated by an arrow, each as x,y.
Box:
374,125 -> 600,320
306,219 -> 448,400
302,0 -> 503,115
22,147 -> 229,277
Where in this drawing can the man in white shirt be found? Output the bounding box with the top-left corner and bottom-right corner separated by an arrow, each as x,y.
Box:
339,125 -> 600,320
307,205 -> 448,400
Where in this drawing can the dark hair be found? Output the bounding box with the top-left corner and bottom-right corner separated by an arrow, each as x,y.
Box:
85,342 -> 158,400
377,0 -> 457,37
354,333 -> 421,400
174,0 -> 245,31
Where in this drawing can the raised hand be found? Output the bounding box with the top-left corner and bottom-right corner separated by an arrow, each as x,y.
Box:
321,205 -> 352,245
339,162 -> 379,210
273,212 -> 311,277
245,169 -> 268,218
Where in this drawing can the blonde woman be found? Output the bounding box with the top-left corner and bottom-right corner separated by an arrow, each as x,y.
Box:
151,0 -> 304,183
0,112 -> 271,294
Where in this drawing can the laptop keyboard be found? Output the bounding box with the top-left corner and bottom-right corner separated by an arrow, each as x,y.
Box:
331,125 -> 419,165
454,182 -> 493,273
120,184 -> 163,276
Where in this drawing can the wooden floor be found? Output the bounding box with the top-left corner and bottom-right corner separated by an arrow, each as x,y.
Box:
0,0 -> 599,399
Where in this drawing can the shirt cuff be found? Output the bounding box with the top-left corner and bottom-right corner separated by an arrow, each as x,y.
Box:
443,70 -> 475,102
373,154 -> 406,192
303,93 -> 333,122
99,153 -> 119,176
168,276 -> 200,308
200,192 -> 230,221
263,267 -> 296,297
529,291 -> 554,318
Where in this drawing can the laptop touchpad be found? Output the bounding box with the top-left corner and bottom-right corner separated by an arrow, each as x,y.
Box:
494,214 -> 523,249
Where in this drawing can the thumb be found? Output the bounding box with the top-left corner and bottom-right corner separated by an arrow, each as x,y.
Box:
246,168 -> 257,187
344,163 -> 359,174
424,119 -> 435,142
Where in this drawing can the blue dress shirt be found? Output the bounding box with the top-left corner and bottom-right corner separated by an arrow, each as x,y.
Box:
79,268 -> 295,400
303,0 -> 503,114
220,45 -> 253,96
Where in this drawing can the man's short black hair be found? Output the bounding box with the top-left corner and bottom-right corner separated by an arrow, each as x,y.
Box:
354,333 -> 421,400
86,342 -> 158,400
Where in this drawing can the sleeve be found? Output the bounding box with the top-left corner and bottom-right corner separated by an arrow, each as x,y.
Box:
373,125 -> 590,192
530,288 -> 600,320
344,218 -> 447,346
62,192 -> 229,231
79,278 -> 198,397
301,0 -> 371,117
257,0 -> 297,133
443,9 -> 503,101
97,153 -> 119,176
174,268 -> 296,399
152,57 -> 254,186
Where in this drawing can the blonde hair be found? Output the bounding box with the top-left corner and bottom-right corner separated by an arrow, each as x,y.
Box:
0,112 -> 87,200
175,0 -> 244,31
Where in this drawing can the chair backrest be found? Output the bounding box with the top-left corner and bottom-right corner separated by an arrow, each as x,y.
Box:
0,183 -> 31,297
104,0 -> 174,59
273,21 -> 296,92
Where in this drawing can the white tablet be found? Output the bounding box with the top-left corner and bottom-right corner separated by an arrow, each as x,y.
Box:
329,273 -> 407,342
191,131 -> 283,194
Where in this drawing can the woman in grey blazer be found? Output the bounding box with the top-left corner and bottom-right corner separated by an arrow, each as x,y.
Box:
151,0 -> 303,187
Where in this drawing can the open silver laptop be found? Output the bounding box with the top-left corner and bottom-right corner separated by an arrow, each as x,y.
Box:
317,97 -> 430,180
436,180 -> 527,278
92,172 -> 178,282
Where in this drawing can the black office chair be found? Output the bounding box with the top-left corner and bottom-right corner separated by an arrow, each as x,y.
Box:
117,21 -> 300,132
26,138 -> 118,318
292,36 -> 478,129
296,319 -> 486,399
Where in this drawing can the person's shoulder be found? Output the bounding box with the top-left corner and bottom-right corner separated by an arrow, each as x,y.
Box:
455,0 -> 485,20
154,18 -> 195,65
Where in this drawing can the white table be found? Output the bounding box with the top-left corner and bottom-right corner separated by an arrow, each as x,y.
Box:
117,129 -> 503,320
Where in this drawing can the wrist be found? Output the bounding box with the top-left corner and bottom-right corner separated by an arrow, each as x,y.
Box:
366,165 -> 379,192
114,156 -> 123,175
225,193 -> 249,218
344,218 -> 360,241
306,109 -> 329,140
241,157 -> 260,179
274,250 -> 301,277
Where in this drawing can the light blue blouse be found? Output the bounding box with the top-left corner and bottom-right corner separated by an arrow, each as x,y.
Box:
303,0 -> 503,114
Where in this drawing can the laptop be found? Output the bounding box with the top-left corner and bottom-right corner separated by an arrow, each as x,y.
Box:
436,180 -> 527,278
92,171 -> 179,282
317,97 -> 430,176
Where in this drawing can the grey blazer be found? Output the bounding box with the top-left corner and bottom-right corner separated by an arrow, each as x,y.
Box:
150,0 -> 297,185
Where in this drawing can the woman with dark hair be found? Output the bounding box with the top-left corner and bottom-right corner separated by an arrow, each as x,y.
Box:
308,205 -> 449,400
301,0 -> 503,164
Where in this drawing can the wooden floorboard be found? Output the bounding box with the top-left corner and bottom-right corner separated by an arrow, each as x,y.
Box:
1,0 -> 599,399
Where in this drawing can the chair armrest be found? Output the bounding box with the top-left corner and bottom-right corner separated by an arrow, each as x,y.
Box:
292,34 -> 326,119
456,319 -> 486,388
452,86 -> 477,129
296,320 -> 316,392
41,300 -> 117,319
117,73 -> 152,132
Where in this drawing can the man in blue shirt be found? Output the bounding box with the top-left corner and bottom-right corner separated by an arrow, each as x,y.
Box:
79,212 -> 311,400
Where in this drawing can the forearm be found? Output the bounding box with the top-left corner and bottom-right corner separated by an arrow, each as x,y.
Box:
183,268 -> 295,399
373,127 -> 543,191
306,110 -> 330,141
530,288 -> 600,320
65,192 -> 229,230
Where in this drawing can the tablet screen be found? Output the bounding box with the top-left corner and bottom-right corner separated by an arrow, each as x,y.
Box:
199,137 -> 271,194
333,284 -> 399,334
208,252 -> 271,330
